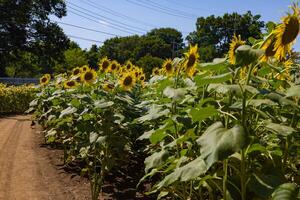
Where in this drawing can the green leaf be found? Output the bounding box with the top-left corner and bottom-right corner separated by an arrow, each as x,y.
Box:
247,143 -> 268,154
197,122 -> 246,168
264,122 -> 296,136
266,92 -> 299,108
150,129 -> 168,144
272,183 -> 299,200
199,58 -> 228,71
235,45 -> 263,66
286,85 -> 300,98
89,132 -> 98,143
70,98 -> 81,108
138,129 -> 154,140
94,100 -> 114,108
137,105 -> 170,122
248,173 -> 284,198
247,99 -> 278,107
207,84 -> 259,95
59,106 -> 77,118
144,150 -> 169,173
189,106 -> 217,123
163,87 -> 186,101
156,157 -> 207,189
194,72 -> 232,86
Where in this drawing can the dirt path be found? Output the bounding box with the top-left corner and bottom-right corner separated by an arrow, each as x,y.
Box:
0,115 -> 90,200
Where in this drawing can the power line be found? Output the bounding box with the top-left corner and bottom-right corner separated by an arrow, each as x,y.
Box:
163,0 -> 214,13
68,7 -> 137,35
67,1 -> 146,34
141,0 -> 197,18
67,34 -> 104,44
126,0 -> 194,20
52,21 -> 120,37
83,0 -> 157,29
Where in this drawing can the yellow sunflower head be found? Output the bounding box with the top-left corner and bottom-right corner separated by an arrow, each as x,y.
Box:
72,67 -> 82,76
81,65 -> 90,72
273,4 -> 300,60
40,74 -> 51,86
102,83 -> 115,91
64,80 -> 77,89
276,69 -> 292,81
184,44 -> 199,69
260,36 -> 277,62
152,67 -> 160,76
119,72 -> 136,91
162,59 -> 173,76
99,57 -> 110,72
139,74 -> 146,82
229,34 -> 246,65
109,60 -> 119,73
125,61 -> 133,71
81,69 -> 97,85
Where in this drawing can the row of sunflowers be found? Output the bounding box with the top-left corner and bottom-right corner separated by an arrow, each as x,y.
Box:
0,83 -> 36,114
29,4 -> 300,200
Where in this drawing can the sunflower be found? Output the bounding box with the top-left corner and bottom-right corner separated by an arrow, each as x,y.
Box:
161,59 -> 173,76
64,80 -> 77,89
276,69 -> 292,81
125,61 -> 133,71
119,72 -> 136,91
109,60 -> 119,73
72,67 -> 82,76
139,74 -> 146,82
260,36 -> 277,62
81,65 -> 90,72
229,34 -> 246,65
99,57 -> 110,72
81,69 -> 97,85
152,67 -> 160,76
102,83 -> 115,91
273,4 -> 300,60
184,44 -> 199,70
40,74 -> 51,86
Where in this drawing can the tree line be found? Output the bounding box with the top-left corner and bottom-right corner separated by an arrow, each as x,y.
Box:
0,0 -> 264,77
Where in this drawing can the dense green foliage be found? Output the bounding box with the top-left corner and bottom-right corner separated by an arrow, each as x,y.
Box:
187,11 -> 265,62
0,0 -> 70,77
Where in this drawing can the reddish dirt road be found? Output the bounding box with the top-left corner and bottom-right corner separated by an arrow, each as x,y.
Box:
0,115 -> 90,200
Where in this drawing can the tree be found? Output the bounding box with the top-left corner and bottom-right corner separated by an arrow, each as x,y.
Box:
0,0 -> 70,76
54,42 -> 88,73
86,45 -> 100,69
99,28 -> 184,74
136,55 -> 164,77
186,11 -> 264,62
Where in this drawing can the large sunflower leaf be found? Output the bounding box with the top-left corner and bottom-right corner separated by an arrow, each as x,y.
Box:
286,85 -> 300,98
194,72 -> 232,86
137,105 -> 170,122
264,121 -> 296,136
156,157 -> 207,189
163,87 -> 186,101
145,149 -> 169,173
271,183 -> 299,200
59,106 -> 77,118
235,45 -> 263,66
189,106 -> 218,123
197,122 -> 246,168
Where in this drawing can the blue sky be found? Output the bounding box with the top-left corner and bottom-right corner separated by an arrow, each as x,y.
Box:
52,0 -> 299,50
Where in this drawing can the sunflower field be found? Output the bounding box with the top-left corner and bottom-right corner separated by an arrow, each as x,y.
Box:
0,83 -> 36,114
29,4 -> 300,200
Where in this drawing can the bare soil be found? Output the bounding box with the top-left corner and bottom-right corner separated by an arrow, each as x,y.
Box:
0,115 -> 90,200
